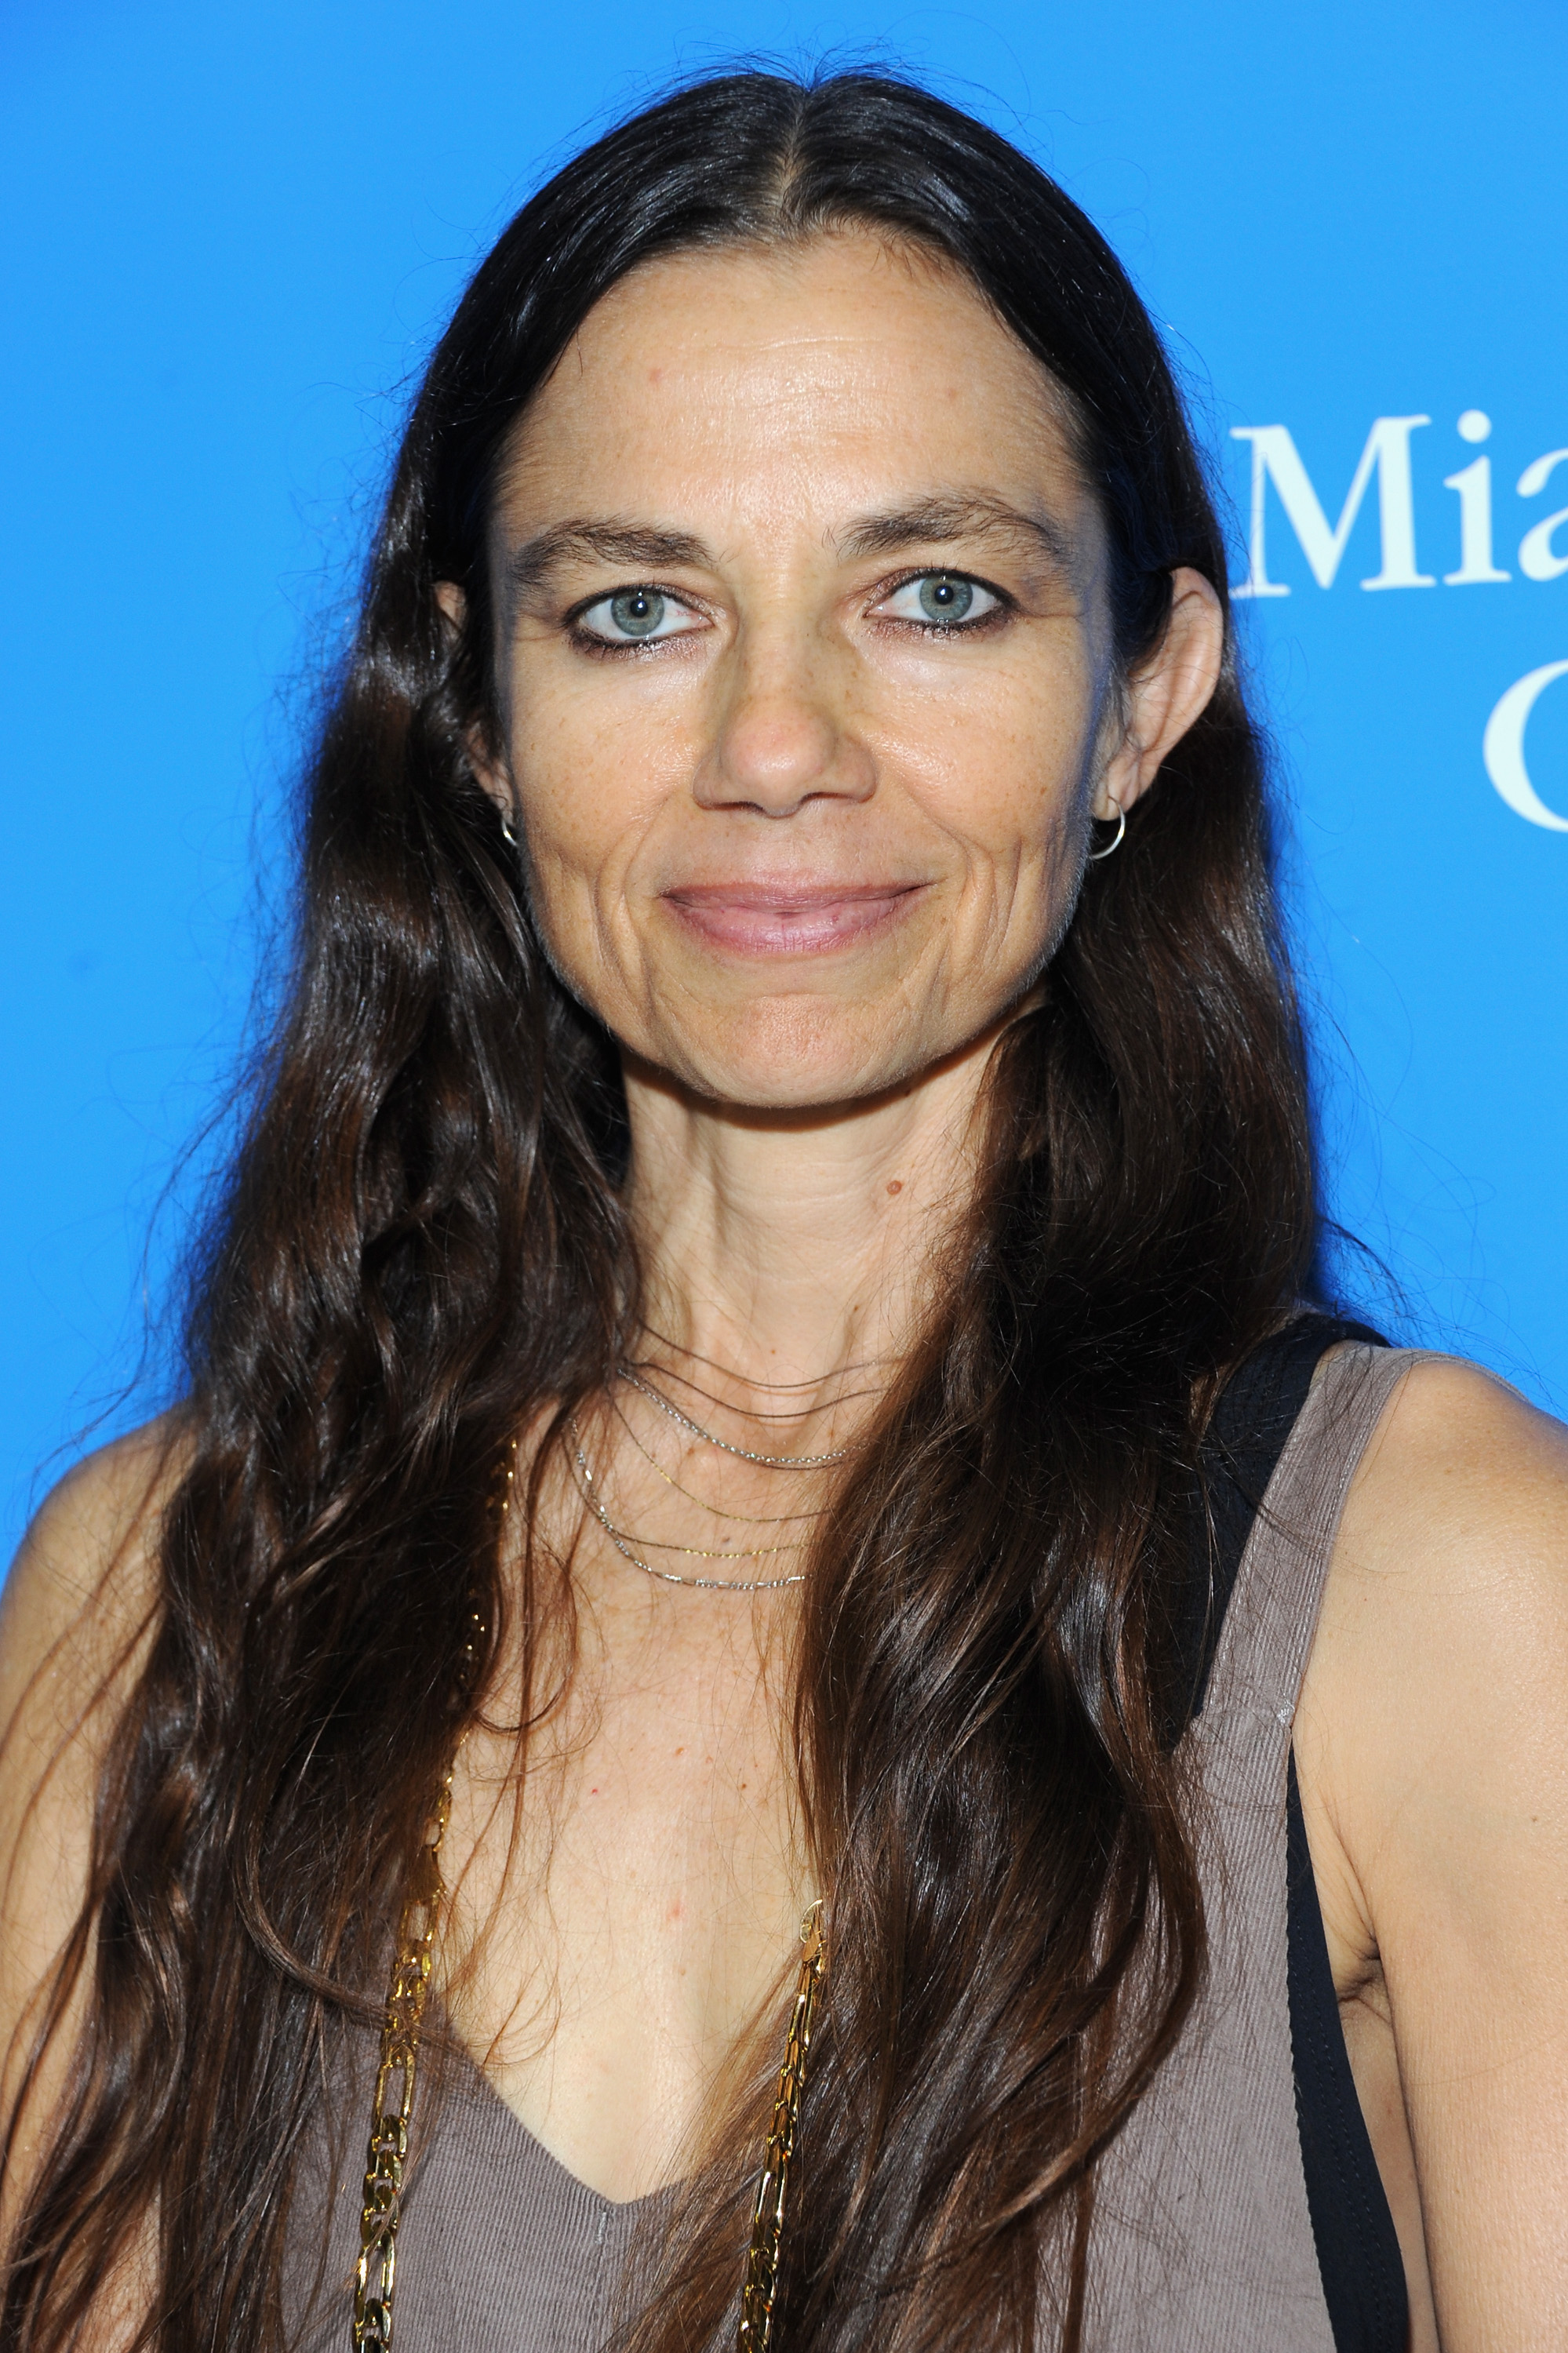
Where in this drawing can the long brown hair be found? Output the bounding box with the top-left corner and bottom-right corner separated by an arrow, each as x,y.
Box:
2,69 -> 1316,2353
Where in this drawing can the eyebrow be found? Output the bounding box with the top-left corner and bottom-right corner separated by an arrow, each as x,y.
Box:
835,494 -> 1078,576
504,520 -> 711,606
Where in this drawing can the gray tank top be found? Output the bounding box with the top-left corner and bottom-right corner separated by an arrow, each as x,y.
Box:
286,1341 -> 1419,2352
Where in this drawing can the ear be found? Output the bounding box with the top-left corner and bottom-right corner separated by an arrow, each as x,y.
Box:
1092,567 -> 1226,822
433,580 -> 516,821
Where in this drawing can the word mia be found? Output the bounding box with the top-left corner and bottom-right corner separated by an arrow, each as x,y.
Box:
1231,412 -> 1567,596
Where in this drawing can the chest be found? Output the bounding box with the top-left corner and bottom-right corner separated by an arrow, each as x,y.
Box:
438,1563 -> 808,2201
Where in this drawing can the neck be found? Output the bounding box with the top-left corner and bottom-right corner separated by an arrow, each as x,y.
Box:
620,1025 -> 1004,1408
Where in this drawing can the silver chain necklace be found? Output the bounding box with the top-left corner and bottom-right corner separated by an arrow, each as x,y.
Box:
569,1424 -> 808,1591
617,1365 -> 853,1468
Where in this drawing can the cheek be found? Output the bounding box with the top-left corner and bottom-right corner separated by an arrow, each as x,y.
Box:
506,664 -> 668,906
890,656 -> 1100,879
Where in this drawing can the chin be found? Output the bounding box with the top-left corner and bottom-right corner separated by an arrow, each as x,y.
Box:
646,1001 -> 935,1115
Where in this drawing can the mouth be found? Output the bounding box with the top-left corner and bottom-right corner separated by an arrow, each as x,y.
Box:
659,881 -> 927,958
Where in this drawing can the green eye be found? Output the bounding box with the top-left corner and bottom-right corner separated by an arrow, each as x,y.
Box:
918,575 -> 973,622
879,573 -> 999,628
609,589 -> 666,638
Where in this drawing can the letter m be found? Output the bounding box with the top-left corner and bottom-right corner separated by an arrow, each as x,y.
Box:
1231,417 -> 1434,595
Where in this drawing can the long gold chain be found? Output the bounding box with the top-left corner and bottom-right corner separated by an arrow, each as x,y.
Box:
351,1766 -> 455,2349
350,1449 -> 509,2350
737,1900 -> 828,2353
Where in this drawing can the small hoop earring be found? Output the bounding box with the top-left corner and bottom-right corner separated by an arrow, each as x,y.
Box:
499,809 -> 519,849
1086,802 -> 1126,862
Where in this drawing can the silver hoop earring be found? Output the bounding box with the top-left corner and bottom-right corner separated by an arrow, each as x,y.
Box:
499,809 -> 519,849
1086,802 -> 1126,861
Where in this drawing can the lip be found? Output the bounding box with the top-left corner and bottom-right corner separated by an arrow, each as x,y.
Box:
660,880 -> 927,957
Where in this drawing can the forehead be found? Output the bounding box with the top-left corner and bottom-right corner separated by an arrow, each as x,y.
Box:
494,231 -> 1092,534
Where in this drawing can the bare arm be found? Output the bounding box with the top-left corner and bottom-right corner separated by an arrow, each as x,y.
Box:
1299,1358 -> 1568,2350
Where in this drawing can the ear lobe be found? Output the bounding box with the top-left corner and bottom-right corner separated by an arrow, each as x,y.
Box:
434,579 -> 467,638
1092,568 -> 1225,821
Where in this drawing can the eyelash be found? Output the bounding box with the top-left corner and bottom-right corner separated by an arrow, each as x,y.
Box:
562,567 -> 1015,656
565,586 -> 708,660
871,569 -> 1013,637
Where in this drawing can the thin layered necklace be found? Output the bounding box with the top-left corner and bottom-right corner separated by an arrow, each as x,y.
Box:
566,1340 -> 880,1593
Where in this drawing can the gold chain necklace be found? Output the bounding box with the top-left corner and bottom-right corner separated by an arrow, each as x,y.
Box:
351,1766 -> 453,2349
350,1444 -> 828,2350
613,1395 -> 829,1524
739,1900 -> 828,2352
351,1449 -> 508,2351
570,1421 -> 810,1592
575,1358 -> 849,1590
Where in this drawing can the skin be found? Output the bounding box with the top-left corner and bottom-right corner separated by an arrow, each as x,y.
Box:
3,233 -> 1566,2347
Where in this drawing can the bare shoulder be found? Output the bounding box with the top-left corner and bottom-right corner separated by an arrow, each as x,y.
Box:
1305,1353 -> 1568,1778
0,1417 -> 184,1740
1,1414 -> 189,1907
0,1420 -> 188,2268
0,1420 -> 186,2102
1341,1351 -> 1568,1567
1297,1351 -> 1568,1964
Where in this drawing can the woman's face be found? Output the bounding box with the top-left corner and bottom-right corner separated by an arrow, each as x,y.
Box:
471,233 -> 1218,1111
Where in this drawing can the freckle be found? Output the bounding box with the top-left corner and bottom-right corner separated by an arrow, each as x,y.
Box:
886,1179 -> 903,1195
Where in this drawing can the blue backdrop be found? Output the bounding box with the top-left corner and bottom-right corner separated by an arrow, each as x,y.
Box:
3,0 -> 1565,1561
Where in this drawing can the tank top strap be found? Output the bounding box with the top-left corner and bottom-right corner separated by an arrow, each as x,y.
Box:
1198,1340 -> 1425,1737
1084,1339 -> 1438,2351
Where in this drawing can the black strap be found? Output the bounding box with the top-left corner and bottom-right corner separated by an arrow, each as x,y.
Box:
1180,1313 -> 1386,1723
1183,1313 -> 1407,2353
1287,1755 -> 1410,2353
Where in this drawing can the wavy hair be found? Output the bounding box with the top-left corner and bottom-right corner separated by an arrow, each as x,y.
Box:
2,68 -> 1315,2353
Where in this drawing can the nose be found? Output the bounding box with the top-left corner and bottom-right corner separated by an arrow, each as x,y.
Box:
693,636 -> 875,818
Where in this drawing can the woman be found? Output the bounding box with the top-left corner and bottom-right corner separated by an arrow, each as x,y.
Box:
2,67 -> 1565,2353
